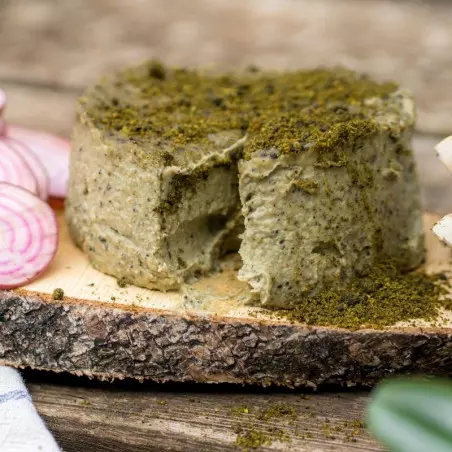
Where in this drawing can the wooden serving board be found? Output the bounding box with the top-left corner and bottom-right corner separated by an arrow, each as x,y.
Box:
1,210 -> 452,387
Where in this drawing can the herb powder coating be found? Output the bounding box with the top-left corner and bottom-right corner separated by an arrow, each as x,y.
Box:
66,61 -> 424,308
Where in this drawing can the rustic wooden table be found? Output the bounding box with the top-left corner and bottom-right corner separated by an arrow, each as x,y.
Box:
24,371 -> 378,452
1,0 -> 452,450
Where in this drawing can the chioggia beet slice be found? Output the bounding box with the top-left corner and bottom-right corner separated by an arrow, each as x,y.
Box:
4,136 -> 50,201
7,125 -> 70,199
0,182 -> 58,289
0,139 -> 38,195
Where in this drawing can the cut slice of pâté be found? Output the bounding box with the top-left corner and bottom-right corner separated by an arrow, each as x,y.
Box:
66,61 -> 424,307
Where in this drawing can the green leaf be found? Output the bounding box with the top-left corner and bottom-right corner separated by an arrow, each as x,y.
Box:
367,377 -> 452,452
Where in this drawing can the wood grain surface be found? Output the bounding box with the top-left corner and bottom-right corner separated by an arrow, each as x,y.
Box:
26,372 -> 381,452
1,0 -> 452,450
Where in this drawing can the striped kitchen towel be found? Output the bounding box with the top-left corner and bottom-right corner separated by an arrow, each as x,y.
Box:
0,367 -> 60,451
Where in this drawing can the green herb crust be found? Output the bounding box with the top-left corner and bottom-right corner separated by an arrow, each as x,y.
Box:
80,60 -> 400,161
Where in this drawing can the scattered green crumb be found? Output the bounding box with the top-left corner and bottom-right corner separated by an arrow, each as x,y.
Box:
156,400 -> 167,406
321,422 -> 337,440
257,403 -> 296,421
87,283 -> 95,287
229,404 -> 365,447
268,428 -> 291,445
52,288 -> 64,301
117,277 -> 129,288
230,406 -> 250,415
230,403 -> 297,420
268,262 -> 451,329
344,419 -> 365,429
78,399 -> 91,406
301,404 -> 317,418
343,418 -> 365,442
235,427 -> 272,451
235,425 -> 291,451
298,432 -> 314,440
110,296 -> 116,301
317,418 -> 365,442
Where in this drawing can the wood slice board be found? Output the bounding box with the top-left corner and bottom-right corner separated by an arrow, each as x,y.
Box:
1,210 -> 452,387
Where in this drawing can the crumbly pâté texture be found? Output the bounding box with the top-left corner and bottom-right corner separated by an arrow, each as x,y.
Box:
67,60 -> 425,311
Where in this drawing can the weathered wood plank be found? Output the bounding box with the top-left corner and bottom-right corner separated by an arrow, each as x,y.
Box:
27,379 -> 382,451
1,0 -> 452,134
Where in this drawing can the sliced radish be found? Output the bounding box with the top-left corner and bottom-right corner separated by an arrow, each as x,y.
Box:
7,125 -> 70,199
5,137 -> 49,201
0,182 -> 58,289
0,140 -> 38,195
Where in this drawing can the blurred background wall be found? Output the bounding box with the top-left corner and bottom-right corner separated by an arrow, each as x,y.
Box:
1,0 -> 452,210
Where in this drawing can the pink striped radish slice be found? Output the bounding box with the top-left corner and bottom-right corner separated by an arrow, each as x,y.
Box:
0,182 -> 58,289
0,139 -> 38,195
7,125 -> 70,199
4,137 -> 49,200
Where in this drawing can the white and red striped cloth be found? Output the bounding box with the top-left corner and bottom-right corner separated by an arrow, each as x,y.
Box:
0,367 -> 60,451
